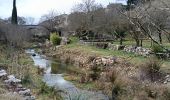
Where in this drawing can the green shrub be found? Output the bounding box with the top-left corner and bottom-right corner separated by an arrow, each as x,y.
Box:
151,43 -> 163,53
21,74 -> 32,85
39,82 -> 63,99
50,33 -> 61,45
39,82 -> 49,94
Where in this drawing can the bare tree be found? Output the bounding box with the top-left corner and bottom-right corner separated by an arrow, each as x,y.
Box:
120,0 -> 170,50
69,0 -> 103,39
0,21 -> 31,47
5,16 -> 26,25
39,10 -> 59,31
6,25 -> 31,47
26,17 -> 35,25
72,0 -> 102,13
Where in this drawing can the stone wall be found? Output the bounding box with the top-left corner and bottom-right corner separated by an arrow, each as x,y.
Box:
80,40 -> 153,57
108,43 -> 125,50
79,40 -> 109,49
124,46 -> 152,57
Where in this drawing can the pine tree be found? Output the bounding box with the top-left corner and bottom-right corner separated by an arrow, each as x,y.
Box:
11,0 -> 18,24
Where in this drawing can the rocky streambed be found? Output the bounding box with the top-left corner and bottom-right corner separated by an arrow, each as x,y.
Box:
26,49 -> 109,100
0,69 -> 35,100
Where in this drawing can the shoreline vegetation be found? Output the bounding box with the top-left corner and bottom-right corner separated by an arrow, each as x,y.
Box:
44,37 -> 170,99
0,44 -> 62,100
0,37 -> 169,100
0,0 -> 170,99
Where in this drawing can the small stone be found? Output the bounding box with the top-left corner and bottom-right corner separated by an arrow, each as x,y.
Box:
19,89 -> 31,96
0,69 -> 7,77
32,53 -> 36,56
166,78 -> 170,82
17,84 -> 23,88
165,75 -> 170,78
164,81 -> 167,84
25,96 -> 35,100
4,75 -> 21,83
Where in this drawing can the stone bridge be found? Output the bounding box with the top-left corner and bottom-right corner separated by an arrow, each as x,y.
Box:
21,25 -> 50,37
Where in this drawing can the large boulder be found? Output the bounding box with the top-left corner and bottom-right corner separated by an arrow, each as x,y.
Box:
93,56 -> 117,67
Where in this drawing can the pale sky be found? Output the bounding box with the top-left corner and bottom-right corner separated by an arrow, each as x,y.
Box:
0,0 -> 126,22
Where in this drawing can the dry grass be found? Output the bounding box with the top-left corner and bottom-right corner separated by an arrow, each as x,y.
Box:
44,39 -> 170,100
139,57 -> 165,82
0,94 -> 23,100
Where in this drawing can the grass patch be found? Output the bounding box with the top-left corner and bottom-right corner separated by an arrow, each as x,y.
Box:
65,37 -> 170,73
66,38 -> 146,65
64,74 -> 96,90
0,44 -> 62,100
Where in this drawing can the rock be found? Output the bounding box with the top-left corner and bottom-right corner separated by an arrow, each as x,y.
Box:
124,46 -> 152,57
165,75 -> 169,78
0,69 -> 7,77
167,78 -> 170,82
25,96 -> 36,100
101,58 -> 107,65
17,84 -> 23,88
19,89 -> 31,96
164,81 -> 168,84
5,75 -> 21,83
32,53 -> 36,57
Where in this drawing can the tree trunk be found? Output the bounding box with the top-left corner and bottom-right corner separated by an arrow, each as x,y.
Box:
120,37 -> 123,45
158,32 -> 162,44
140,39 -> 143,47
151,39 -> 153,47
135,39 -> 140,47
167,35 -> 170,43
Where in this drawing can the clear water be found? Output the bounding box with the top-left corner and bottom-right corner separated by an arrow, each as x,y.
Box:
26,49 -> 109,100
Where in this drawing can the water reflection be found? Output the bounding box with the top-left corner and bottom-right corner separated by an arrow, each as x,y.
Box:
26,49 -> 109,100
51,60 -> 72,74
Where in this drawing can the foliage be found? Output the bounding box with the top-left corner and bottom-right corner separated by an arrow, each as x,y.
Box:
21,74 -> 32,85
39,82 -> 50,94
68,93 -> 90,100
50,32 -> 61,45
127,0 -> 139,5
11,0 -> 18,24
39,82 -> 62,100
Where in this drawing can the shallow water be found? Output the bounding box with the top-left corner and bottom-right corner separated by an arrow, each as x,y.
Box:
26,49 -> 109,100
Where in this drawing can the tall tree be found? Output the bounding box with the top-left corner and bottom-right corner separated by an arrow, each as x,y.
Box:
11,0 -> 18,24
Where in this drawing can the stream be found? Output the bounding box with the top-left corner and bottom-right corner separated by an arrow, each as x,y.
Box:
26,49 -> 109,100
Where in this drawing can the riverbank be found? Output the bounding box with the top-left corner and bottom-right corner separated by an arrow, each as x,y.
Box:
0,44 -> 61,100
44,37 -> 170,100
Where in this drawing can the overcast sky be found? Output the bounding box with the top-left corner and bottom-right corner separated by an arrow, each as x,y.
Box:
0,0 -> 126,22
